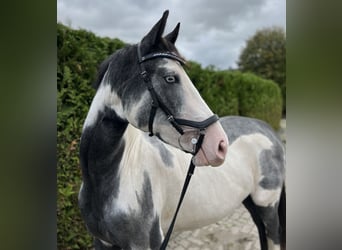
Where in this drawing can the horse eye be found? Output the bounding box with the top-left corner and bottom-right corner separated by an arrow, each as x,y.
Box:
164,75 -> 177,83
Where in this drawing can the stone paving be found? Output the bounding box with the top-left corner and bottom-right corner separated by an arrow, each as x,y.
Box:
167,205 -> 260,250
167,119 -> 286,250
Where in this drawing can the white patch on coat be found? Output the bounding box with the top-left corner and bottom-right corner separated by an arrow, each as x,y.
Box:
143,132 -> 275,232
267,238 -> 280,250
252,187 -> 282,207
83,75 -> 124,129
158,135 -> 273,231
162,60 -> 213,120
103,126 -> 282,235
107,125 -> 155,215
99,239 -> 113,247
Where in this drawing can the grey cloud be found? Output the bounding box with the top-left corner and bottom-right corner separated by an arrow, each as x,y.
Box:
57,0 -> 285,69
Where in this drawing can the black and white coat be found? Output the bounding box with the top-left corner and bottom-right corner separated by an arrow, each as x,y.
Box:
79,11 -> 285,250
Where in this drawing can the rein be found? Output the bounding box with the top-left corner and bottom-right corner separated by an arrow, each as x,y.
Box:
137,43 -> 219,249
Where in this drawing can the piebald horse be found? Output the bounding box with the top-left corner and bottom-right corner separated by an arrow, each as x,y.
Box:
79,11 -> 286,250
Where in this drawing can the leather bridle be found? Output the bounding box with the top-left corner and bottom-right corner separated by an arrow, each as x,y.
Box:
137,43 -> 219,153
137,43 -> 219,249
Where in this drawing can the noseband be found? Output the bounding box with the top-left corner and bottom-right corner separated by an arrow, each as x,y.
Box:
137,43 -> 220,249
137,43 -> 219,154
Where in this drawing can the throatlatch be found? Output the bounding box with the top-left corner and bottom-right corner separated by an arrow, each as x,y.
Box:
137,43 -> 218,249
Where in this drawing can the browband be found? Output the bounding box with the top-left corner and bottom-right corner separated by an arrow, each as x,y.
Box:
140,53 -> 186,65
137,43 -> 186,65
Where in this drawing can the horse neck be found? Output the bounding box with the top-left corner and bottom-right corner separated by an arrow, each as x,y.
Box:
80,85 -> 128,188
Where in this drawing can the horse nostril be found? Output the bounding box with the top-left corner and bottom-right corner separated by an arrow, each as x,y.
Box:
218,140 -> 227,156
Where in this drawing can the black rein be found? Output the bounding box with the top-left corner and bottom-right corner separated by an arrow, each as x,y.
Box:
137,43 -> 218,249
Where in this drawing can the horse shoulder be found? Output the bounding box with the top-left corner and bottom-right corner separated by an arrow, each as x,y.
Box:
97,126 -> 167,247
113,125 -> 187,217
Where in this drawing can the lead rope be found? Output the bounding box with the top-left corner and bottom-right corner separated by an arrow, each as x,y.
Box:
159,131 -> 205,250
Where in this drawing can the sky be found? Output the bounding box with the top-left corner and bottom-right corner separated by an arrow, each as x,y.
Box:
57,0 -> 285,69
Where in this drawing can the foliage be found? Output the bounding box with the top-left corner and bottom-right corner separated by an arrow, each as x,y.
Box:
185,62 -> 281,129
57,24 -> 282,249
237,27 -> 286,114
192,65 -> 239,117
235,72 -> 282,128
57,23 -> 125,249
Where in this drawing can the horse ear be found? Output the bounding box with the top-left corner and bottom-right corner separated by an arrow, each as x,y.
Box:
141,10 -> 169,46
164,22 -> 180,44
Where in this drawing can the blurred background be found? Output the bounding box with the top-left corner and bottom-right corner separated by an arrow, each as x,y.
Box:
1,0 -> 342,249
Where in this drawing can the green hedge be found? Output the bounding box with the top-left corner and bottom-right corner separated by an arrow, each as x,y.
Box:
186,64 -> 239,117
185,62 -> 282,129
57,23 -> 282,249
57,23 -> 126,249
236,72 -> 282,129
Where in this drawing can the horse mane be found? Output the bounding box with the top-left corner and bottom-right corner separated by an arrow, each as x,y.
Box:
92,54 -> 114,89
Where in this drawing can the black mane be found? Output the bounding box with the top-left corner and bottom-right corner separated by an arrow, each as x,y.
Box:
92,56 -> 111,89
92,45 -> 134,90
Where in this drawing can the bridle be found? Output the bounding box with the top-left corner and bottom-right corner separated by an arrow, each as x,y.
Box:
137,42 -> 219,153
137,43 -> 219,249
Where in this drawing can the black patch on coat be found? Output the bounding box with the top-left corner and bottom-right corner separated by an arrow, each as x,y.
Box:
79,107 -> 128,241
243,195 -> 281,249
255,203 -> 281,245
93,238 -> 121,250
102,172 -> 162,249
147,135 -> 174,167
258,144 -> 285,189
150,215 -> 162,249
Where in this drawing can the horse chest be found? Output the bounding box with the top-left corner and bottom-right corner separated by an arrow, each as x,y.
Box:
90,170 -> 162,248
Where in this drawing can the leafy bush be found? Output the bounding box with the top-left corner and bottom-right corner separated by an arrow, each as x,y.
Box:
185,62 -> 282,129
237,27 -> 286,115
234,72 -> 282,129
57,24 -> 282,249
57,23 -> 125,249
186,62 -> 239,117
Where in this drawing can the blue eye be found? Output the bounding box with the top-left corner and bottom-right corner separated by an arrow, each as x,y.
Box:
164,75 -> 177,83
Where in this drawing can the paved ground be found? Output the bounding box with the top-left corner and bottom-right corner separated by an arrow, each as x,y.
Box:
168,205 -> 260,250
168,119 -> 286,250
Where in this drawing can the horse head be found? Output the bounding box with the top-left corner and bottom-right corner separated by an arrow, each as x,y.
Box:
98,10 -> 228,166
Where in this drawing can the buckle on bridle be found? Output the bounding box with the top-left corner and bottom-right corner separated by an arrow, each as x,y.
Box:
167,115 -> 175,122
141,71 -> 150,82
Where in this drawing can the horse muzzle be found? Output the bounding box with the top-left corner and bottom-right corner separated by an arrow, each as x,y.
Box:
192,121 -> 228,167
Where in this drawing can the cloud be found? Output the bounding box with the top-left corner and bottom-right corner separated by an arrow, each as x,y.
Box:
57,0 -> 285,69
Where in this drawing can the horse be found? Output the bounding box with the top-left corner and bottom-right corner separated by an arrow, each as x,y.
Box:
79,10 -> 286,250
